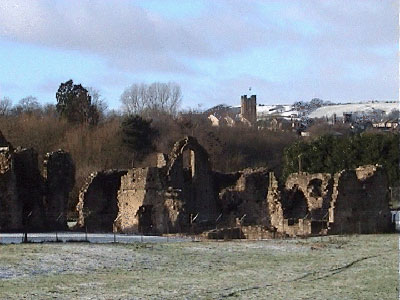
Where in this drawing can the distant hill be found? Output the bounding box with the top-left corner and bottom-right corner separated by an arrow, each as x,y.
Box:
205,101 -> 398,121
308,102 -> 398,119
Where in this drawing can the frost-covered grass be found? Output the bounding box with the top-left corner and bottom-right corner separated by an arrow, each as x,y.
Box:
0,234 -> 397,299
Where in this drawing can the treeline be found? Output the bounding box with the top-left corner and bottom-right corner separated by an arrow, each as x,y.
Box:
283,132 -> 399,186
0,111 -> 298,214
1,79 -> 398,215
0,79 -> 299,215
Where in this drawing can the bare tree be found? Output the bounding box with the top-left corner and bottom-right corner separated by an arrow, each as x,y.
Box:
88,87 -> 108,121
13,96 -> 41,115
0,97 -> 12,115
120,82 -> 182,117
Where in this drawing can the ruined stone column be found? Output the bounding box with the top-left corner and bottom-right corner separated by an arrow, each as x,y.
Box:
0,148 -> 22,231
13,148 -> 46,231
43,150 -> 75,231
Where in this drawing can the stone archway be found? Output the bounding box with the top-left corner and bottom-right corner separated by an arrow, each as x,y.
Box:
166,136 -> 217,227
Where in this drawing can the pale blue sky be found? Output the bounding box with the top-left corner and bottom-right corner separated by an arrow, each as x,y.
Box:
0,0 -> 397,110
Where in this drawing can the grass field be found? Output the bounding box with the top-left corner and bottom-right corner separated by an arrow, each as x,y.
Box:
0,234 -> 397,299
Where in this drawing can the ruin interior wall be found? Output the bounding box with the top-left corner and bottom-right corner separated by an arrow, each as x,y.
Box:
77,169 -> 127,232
0,141 -> 76,232
167,136 -> 217,225
14,148 -> 46,231
285,172 -> 332,220
328,165 -> 391,234
115,167 -> 166,234
0,148 -> 22,231
218,168 -> 270,226
268,165 -> 392,237
43,150 -> 75,230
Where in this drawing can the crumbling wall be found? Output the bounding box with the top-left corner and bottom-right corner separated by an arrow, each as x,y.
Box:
268,165 -> 392,237
43,150 -> 75,230
0,146 -> 48,232
219,168 -> 270,226
266,172 -> 315,237
328,165 -> 391,234
0,130 -> 75,232
77,170 -> 127,232
167,136 -> 217,226
164,186 -> 185,233
285,173 -> 332,220
115,167 -> 167,234
14,148 -> 46,231
0,148 -> 21,231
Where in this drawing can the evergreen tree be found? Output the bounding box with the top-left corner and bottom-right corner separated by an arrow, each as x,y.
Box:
282,132 -> 399,186
121,115 -> 159,162
56,80 -> 99,125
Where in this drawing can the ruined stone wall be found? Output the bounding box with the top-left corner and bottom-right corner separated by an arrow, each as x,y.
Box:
285,172 -> 332,220
0,147 -> 47,232
0,131 -> 76,232
115,167 -> 167,234
0,148 -> 21,231
167,136 -> 217,226
164,186 -> 185,233
14,148 -> 46,231
266,172 -> 316,237
77,170 -> 127,232
43,150 -> 75,230
267,165 -> 392,237
219,168 -> 270,226
328,165 -> 391,234
266,172 -> 284,231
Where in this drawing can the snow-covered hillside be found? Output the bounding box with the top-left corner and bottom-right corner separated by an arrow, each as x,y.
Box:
257,104 -> 297,118
207,101 -> 398,121
308,102 -> 398,118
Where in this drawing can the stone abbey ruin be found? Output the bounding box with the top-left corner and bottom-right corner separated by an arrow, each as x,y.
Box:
0,131 -> 392,237
0,131 -> 74,232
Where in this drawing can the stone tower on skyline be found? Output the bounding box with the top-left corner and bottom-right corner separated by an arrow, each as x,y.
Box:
240,95 -> 257,124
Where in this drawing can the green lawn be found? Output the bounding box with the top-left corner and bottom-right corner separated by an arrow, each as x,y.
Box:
0,234 -> 397,299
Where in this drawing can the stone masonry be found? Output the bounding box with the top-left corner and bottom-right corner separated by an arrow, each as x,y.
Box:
43,150 -> 75,230
267,165 -> 392,237
115,168 -> 166,234
77,170 -> 127,232
14,148 -> 46,231
0,131 -> 75,232
218,168 -> 270,226
0,147 -> 21,231
74,134 -> 393,237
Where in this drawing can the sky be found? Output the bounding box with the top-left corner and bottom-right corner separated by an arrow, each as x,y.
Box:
0,0 -> 398,111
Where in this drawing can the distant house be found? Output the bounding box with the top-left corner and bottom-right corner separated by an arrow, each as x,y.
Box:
372,120 -> 399,130
208,114 -> 220,127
